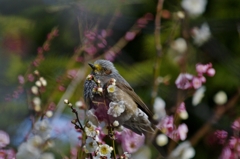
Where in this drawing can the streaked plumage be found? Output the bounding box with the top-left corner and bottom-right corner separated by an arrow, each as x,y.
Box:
84,59 -> 155,135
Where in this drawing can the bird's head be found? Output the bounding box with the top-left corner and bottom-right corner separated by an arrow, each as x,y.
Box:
88,60 -> 118,76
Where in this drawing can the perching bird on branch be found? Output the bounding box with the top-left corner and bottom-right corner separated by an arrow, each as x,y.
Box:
84,59 -> 156,135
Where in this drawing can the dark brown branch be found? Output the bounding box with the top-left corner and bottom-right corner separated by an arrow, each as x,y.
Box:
190,88 -> 240,146
151,0 -> 164,104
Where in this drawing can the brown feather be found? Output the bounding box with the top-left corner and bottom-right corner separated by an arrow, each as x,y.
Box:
115,81 -> 154,121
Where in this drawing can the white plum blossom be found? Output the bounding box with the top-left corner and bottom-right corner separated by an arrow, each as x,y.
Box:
16,135 -> 43,159
39,77 -> 47,87
16,142 -> 41,159
131,146 -> 151,159
107,85 -> 116,93
156,134 -> 168,146
16,119 -> 55,159
35,80 -> 42,87
179,111 -> 189,120
171,38 -> 187,53
31,86 -> 39,95
75,100 -> 84,108
192,23 -> 211,46
192,86 -> 206,106
40,153 -> 55,159
181,0 -> 207,17
113,120 -> 119,127
214,91 -> 228,105
97,144 -> 113,158
153,97 -> 166,120
123,152 -> 131,158
169,141 -> 195,159
86,109 -> 99,126
32,97 -> 41,106
107,101 -> 125,117
33,119 -> 51,140
84,121 -> 97,137
84,137 -> 98,153
45,110 -> 53,118
177,102 -> 189,120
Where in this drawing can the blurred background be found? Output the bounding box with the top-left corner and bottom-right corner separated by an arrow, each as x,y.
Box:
0,0 -> 240,158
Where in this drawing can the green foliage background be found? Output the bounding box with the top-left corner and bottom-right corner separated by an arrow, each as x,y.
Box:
0,0 -> 240,158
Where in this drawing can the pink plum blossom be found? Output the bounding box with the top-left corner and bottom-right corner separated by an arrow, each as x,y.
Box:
214,130 -> 228,145
0,130 -> 10,148
192,77 -> 202,89
125,32 -> 136,41
232,118 -> 240,131
175,73 -> 193,90
121,129 -> 145,153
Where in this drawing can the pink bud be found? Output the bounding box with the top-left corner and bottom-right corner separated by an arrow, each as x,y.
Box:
104,50 -> 116,61
125,32 -> 136,41
84,31 -> 96,40
199,75 -> 206,83
192,77 -> 202,89
178,123 -> 188,140
84,46 -> 97,55
177,102 -> 186,113
207,68 -> 216,77
37,47 -> 43,54
137,18 -> 148,28
214,130 -> 228,144
27,74 -> 35,82
0,130 -> 10,148
196,63 -> 209,74
232,118 -> 240,131
101,30 -> 107,38
18,75 -> 25,84
58,85 -> 65,91
144,13 -> 154,21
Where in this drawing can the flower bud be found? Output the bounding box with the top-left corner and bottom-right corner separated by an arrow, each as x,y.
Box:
86,74 -> 93,80
46,110 -> 53,118
113,120 -> 119,127
64,99 -> 69,104
31,86 -> 39,95
97,87 -> 103,93
35,80 -> 42,87
34,70 -> 39,76
156,134 -> 168,146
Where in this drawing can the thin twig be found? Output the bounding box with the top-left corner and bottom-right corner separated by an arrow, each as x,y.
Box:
112,137 -> 117,159
52,65 -> 87,123
190,89 -> 240,146
151,0 -> 164,105
71,106 -> 84,130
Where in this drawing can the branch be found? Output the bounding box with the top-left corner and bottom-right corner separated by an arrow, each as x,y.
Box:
190,88 -> 240,146
151,0 -> 164,103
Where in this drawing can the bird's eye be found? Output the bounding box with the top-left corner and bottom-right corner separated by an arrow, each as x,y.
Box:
103,67 -> 112,75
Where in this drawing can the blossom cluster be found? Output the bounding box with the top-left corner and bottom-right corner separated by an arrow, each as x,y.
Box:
3,0 -> 237,158
219,118 -> 240,159
16,119 -> 55,159
0,130 -> 15,159
82,120 -> 146,159
175,63 -> 215,90
157,115 -> 188,142
83,30 -> 108,56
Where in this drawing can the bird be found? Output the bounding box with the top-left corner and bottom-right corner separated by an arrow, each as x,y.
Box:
84,59 -> 155,135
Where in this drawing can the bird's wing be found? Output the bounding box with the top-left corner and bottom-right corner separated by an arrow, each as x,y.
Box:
115,81 -> 153,119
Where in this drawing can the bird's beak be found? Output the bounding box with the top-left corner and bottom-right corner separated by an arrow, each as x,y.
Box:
88,63 -> 95,70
